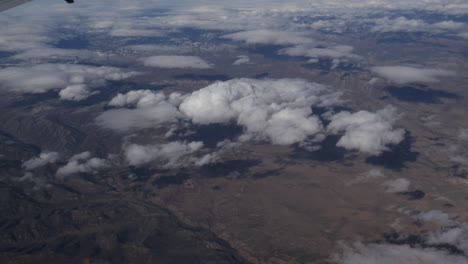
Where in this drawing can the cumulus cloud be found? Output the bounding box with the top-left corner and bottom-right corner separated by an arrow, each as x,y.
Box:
99,78 -> 410,155
222,30 -> 314,45
0,64 -> 137,94
417,210 -> 454,226
428,226 -> 468,254
98,78 -> 342,145
334,242 -> 468,264
141,55 -> 213,69
371,66 -> 456,84
232,55 -> 251,65
124,141 -> 204,167
327,106 -> 405,155
96,90 -> 183,131
381,178 -> 410,193
22,151 -> 60,171
459,129 -> 468,140
58,84 -> 99,101
56,151 -> 108,178
179,78 -> 340,145
360,169 -> 385,180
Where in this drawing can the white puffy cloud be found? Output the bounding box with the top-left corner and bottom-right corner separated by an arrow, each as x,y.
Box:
417,210 -> 454,226
22,151 -> 60,171
371,66 -> 456,84
459,129 -> 468,140
59,84 -> 98,101
0,64 -> 137,94
56,151 -> 108,178
96,90 -> 183,131
98,78 -> 342,145
141,55 -> 213,69
99,79 -> 410,154
124,141 -> 204,167
334,242 -> 468,264
381,178 -> 410,193
108,89 -> 184,108
179,78 -> 339,145
232,55 -> 251,65
222,30 -> 314,45
327,106 -> 405,155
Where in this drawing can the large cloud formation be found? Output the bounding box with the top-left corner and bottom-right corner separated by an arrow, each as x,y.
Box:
178,78 -> 339,145
327,106 -> 405,155
371,66 -> 456,84
98,78 -> 406,154
98,78 -> 342,145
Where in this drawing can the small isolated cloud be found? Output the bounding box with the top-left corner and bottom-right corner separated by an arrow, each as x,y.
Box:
459,128 -> 468,140
371,66 -> 456,84
56,151 -> 108,178
280,44 -> 360,60
58,84 -> 99,101
363,169 -> 385,179
222,30 -> 314,46
334,242 -> 468,264
22,151 -> 60,171
232,55 -> 251,65
417,210 -> 453,226
327,106 -> 405,155
0,64 -> 137,94
382,178 -> 410,193
124,141 -> 204,167
141,55 -> 213,69
459,32 -> 468,39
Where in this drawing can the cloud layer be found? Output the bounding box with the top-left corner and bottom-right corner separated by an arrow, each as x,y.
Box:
0,64 -> 136,96
371,66 -> 456,84
141,55 -> 214,69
